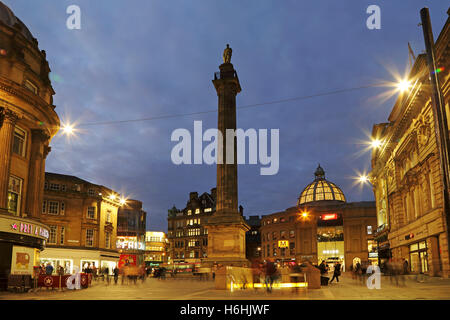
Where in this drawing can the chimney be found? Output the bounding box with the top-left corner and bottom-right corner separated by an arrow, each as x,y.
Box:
189,192 -> 198,201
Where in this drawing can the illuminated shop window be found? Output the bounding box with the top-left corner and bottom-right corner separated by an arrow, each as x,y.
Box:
195,208 -> 200,214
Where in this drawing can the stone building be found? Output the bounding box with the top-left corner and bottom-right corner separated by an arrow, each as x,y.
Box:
370,10 -> 450,277
144,231 -> 168,268
117,199 -> 146,268
39,172 -> 124,274
0,2 -> 60,289
260,166 -> 377,270
167,188 -> 216,264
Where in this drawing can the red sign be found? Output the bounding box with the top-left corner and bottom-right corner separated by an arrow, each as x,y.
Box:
118,254 -> 137,268
37,274 -> 91,288
321,214 -> 338,220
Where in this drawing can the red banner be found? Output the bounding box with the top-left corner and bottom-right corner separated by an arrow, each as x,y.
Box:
38,274 -> 91,288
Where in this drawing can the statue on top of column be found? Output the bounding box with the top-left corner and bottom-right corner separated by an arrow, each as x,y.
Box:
223,44 -> 232,63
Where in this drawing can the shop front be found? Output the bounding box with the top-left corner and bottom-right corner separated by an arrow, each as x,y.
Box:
0,212 -> 49,290
409,240 -> 428,274
39,247 -> 120,275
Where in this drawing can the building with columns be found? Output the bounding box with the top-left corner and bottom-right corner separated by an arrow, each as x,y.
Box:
370,10 -> 450,277
0,2 -> 60,289
260,165 -> 377,270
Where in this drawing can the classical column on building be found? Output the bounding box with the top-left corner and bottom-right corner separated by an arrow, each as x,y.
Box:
0,108 -> 19,212
25,129 -> 50,219
203,45 -> 250,267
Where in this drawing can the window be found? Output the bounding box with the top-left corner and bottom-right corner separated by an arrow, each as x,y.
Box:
87,207 -> 96,219
49,183 -> 60,191
24,79 -> 38,94
195,208 -> 200,214
44,181 -> 49,190
60,202 -> 65,215
86,229 -> 94,247
204,208 -> 212,213
289,230 -> 295,238
88,189 -> 95,197
106,209 -> 112,223
48,226 -> 57,244
48,201 -> 59,215
61,184 -> 67,191
105,232 -> 110,249
12,127 -> 26,157
187,210 -> 192,215
280,230 -> 287,239
367,226 -> 373,235
42,200 -> 47,214
272,231 -> 277,240
60,227 -> 65,245
8,176 -> 22,216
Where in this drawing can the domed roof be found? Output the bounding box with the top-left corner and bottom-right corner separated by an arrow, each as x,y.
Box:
0,1 -> 35,42
297,165 -> 346,205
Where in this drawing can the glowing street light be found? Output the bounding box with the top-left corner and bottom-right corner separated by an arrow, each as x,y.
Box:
300,211 -> 309,218
358,175 -> 369,183
371,139 -> 382,149
109,194 -> 116,200
62,124 -> 75,135
119,198 -> 127,205
396,79 -> 411,93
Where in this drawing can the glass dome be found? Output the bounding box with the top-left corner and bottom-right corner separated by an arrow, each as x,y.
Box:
297,165 -> 346,205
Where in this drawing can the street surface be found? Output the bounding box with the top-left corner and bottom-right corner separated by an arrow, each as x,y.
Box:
1,273 -> 450,300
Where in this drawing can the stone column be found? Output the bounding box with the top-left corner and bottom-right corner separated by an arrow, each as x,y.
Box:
214,62 -> 241,216
25,129 -> 50,218
203,50 -> 249,269
0,109 -> 18,210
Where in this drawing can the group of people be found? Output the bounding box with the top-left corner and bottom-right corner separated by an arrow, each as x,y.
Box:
318,260 -> 342,284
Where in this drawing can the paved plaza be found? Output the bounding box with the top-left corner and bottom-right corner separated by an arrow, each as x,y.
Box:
1,273 -> 450,300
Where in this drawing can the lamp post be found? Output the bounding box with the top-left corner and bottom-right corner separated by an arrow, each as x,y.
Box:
420,8 -> 450,275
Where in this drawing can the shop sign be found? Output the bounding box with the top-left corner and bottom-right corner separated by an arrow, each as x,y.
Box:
321,213 -> 338,220
369,252 -> 378,258
10,222 -> 49,239
278,240 -> 289,248
11,246 -> 37,275
116,236 -> 145,250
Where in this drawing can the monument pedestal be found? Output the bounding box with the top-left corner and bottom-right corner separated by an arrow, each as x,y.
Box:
202,214 -> 250,267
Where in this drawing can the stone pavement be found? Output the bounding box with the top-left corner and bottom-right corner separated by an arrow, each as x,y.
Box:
1,273 -> 450,300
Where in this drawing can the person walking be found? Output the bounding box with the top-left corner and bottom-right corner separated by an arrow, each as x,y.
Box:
330,261 -> 341,283
264,260 -> 277,293
113,265 -> 119,285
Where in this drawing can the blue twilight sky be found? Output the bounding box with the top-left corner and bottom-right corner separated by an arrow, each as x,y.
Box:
3,0 -> 449,231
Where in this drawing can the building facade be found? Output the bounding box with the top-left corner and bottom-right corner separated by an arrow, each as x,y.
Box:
167,189 -> 216,264
39,173 -> 123,274
117,199 -> 146,268
260,166 -> 377,270
370,11 -> 450,277
0,2 -> 60,289
245,215 -> 262,262
144,231 -> 168,267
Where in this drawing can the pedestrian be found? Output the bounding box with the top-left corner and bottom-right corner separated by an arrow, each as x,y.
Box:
264,259 -> 277,293
45,262 -> 54,275
330,261 -> 341,283
113,265 -> 119,285
403,259 -> 409,275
